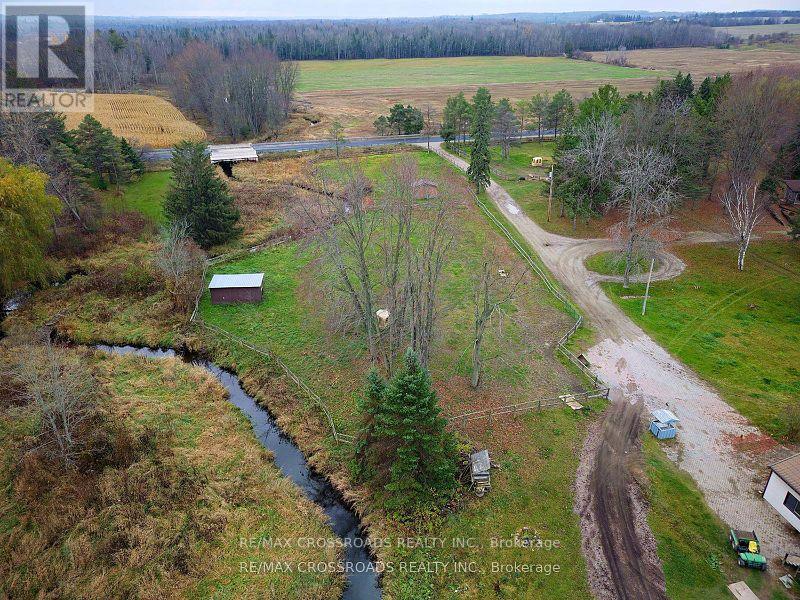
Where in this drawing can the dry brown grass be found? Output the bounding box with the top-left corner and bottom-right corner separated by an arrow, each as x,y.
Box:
595,47 -> 800,78
63,93 -> 206,147
0,347 -> 343,599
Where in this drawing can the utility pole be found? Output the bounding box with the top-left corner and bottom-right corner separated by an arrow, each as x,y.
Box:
547,165 -> 554,222
642,257 -> 655,316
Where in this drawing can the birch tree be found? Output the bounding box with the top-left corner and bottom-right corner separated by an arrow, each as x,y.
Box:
721,179 -> 767,271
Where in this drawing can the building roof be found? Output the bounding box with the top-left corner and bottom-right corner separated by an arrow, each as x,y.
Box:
209,144 -> 258,163
770,452 -> 800,495
652,409 -> 679,424
785,180 -> 800,192
209,273 -> 264,289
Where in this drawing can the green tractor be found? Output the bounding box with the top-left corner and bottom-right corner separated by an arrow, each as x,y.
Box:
729,529 -> 768,571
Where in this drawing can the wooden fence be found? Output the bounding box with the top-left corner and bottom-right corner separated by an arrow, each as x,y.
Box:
449,388 -> 610,425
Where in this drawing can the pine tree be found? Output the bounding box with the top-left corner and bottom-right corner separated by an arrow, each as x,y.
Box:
362,349 -> 457,513
468,87 -> 493,194
165,141 -> 241,249
73,114 -> 131,188
119,137 -> 145,178
355,369 -> 387,479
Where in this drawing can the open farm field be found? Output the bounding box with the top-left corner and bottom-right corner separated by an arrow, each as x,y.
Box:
715,24 -> 800,39
597,47 -> 800,79
297,56 -> 664,92
62,93 -> 206,148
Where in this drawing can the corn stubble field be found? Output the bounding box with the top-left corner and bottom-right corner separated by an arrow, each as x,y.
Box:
63,93 -> 206,148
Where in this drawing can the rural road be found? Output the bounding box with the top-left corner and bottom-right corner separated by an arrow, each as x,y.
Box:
141,130 -> 555,161
428,142 -> 799,566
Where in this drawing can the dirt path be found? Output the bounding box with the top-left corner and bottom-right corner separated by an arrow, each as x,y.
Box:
429,143 -> 800,577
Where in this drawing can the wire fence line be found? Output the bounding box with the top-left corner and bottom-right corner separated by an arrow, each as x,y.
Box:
189,148 -> 602,441
469,192 -> 610,421
196,320 -> 355,444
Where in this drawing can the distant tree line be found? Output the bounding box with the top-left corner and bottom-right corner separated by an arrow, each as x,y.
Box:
93,18 -> 718,92
683,10 -> 800,27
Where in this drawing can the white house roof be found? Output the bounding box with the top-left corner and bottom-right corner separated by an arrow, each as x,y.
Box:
470,449 -> 490,475
209,273 -> 264,289
209,144 -> 258,163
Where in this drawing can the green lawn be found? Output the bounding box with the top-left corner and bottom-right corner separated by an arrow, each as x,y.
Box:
104,170 -> 170,225
602,241 -> 800,439
200,149 -> 600,598
297,56 -> 664,92
585,250 -> 660,277
480,140 -> 607,238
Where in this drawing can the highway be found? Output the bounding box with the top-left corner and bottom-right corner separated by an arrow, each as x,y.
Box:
141,130 -> 554,162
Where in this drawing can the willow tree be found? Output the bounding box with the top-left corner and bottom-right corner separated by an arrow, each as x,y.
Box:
0,160 -> 61,298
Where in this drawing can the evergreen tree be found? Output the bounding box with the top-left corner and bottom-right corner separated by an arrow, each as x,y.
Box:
359,349 -> 457,513
546,89 -> 575,139
468,87 -> 493,193
119,137 -> 145,178
354,369 -> 387,479
164,141 -> 241,249
73,114 -> 131,188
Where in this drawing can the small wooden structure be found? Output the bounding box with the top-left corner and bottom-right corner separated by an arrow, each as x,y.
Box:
531,156 -> 544,166
412,178 -> 439,200
784,180 -> 800,205
470,449 -> 491,496
649,408 -> 679,440
209,273 -> 264,305
560,394 -> 585,411
764,452 -> 800,533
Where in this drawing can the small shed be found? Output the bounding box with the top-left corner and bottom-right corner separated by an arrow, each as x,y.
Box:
470,449 -> 491,496
531,156 -> 544,166
209,273 -> 264,305
784,180 -> 800,205
763,452 -> 800,533
649,409 -> 679,440
411,178 -> 439,200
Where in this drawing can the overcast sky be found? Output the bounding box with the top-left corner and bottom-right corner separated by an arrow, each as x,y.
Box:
93,0 -> 794,19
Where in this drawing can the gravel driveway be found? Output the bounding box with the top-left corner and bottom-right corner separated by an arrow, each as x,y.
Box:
431,143 -> 799,562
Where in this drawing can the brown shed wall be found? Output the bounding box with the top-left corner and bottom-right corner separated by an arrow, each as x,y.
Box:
210,286 -> 263,305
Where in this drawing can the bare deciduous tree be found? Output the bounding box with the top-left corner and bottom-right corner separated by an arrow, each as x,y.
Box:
296,156 -> 456,371
10,342 -> 96,467
154,221 -> 206,316
610,145 -> 680,287
470,259 -> 529,388
559,112 -> 620,228
721,179 -> 768,271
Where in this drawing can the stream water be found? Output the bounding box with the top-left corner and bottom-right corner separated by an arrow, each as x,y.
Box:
95,344 -> 381,600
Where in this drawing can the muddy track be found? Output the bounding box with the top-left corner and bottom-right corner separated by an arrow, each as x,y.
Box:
590,401 -> 666,600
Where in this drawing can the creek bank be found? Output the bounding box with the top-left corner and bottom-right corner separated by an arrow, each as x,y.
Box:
95,344 -> 382,600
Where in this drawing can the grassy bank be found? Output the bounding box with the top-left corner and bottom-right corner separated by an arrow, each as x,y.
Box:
0,348 -> 342,599
602,241 -> 800,439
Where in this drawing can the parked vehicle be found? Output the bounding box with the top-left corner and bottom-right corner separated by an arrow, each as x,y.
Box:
729,529 -> 768,570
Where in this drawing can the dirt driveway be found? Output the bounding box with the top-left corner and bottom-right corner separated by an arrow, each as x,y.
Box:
431,143 -> 799,567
